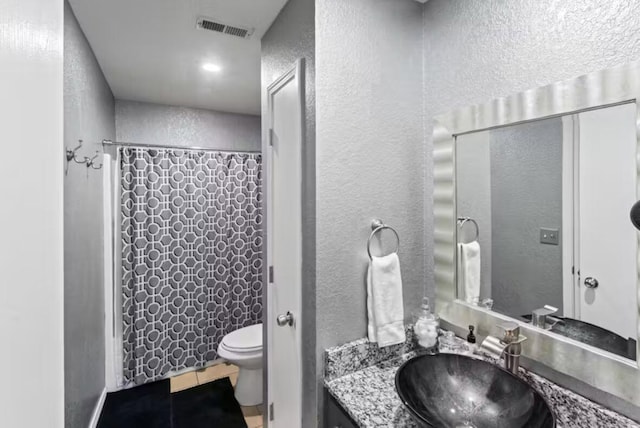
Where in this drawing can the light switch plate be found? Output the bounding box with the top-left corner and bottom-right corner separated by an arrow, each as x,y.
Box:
540,228 -> 560,245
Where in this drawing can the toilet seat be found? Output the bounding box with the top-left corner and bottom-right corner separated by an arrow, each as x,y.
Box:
220,324 -> 262,354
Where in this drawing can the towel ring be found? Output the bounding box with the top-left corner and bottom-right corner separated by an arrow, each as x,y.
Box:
457,217 -> 479,242
367,219 -> 400,259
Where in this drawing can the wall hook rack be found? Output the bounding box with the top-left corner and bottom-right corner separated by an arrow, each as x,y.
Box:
65,139 -> 103,173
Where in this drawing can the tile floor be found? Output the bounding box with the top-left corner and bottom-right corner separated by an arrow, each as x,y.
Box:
170,363 -> 263,428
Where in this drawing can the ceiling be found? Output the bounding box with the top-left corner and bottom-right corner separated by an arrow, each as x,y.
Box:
68,0 -> 288,115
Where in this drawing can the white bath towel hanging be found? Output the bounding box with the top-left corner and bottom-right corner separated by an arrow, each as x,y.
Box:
367,253 -> 406,347
458,241 -> 481,304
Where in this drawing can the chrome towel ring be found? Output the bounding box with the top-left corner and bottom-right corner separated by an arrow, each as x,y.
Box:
457,217 -> 479,242
367,219 -> 400,259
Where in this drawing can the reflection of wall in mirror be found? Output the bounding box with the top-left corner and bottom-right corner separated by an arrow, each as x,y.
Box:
456,118 -> 564,319
456,132 -> 492,302
490,118 -> 564,319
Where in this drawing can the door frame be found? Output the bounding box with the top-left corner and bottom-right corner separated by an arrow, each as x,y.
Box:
264,58 -> 306,427
561,114 -> 578,318
103,147 -> 123,391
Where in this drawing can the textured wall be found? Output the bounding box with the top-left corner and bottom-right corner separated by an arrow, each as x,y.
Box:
115,100 -> 261,151
316,0 -> 424,346
64,2 -> 114,427
0,0 -> 64,426
261,0 -> 316,424
423,0 -> 640,301
490,119 -> 564,318
316,0 -> 424,422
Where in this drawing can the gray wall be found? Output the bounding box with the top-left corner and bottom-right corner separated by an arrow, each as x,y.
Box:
490,119 -> 564,318
315,0 -> 424,423
261,0 -> 316,425
115,100 -> 260,151
423,0 -> 640,304
64,2 -> 114,427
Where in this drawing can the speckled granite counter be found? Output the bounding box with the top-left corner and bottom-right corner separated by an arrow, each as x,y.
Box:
324,331 -> 639,427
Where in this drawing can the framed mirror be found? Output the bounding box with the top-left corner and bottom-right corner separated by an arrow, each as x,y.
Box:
433,60 -> 640,407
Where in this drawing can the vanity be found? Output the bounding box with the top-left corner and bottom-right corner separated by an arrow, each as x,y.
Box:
325,61 -> 640,427
324,328 -> 638,427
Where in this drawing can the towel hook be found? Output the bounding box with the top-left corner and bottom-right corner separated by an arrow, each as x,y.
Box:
367,219 -> 400,259
86,151 -> 103,170
66,139 -> 87,165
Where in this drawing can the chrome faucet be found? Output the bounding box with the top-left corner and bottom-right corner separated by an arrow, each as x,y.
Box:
479,322 -> 527,375
531,305 -> 559,329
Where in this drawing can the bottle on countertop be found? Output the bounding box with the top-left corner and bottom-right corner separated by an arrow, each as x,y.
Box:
414,297 -> 439,349
467,325 -> 476,344
439,330 -> 460,353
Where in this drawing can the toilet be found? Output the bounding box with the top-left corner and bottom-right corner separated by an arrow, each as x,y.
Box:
217,323 -> 263,406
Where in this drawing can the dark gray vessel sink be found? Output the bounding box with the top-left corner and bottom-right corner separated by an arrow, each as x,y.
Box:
395,354 -> 555,428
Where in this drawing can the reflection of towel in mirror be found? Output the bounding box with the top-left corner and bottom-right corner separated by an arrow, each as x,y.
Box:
367,253 -> 406,347
458,241 -> 481,304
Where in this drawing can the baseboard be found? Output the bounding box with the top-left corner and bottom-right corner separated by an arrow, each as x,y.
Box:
88,387 -> 107,428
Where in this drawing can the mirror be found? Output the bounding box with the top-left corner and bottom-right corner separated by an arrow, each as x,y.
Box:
455,102 -> 639,361
434,61 -> 640,408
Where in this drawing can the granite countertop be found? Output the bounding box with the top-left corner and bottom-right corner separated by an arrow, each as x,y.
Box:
324,330 -> 639,428
326,350 -> 419,427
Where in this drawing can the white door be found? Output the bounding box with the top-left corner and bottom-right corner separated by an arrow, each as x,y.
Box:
577,103 -> 637,340
266,60 -> 304,428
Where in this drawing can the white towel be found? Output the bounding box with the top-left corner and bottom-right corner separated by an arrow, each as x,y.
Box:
458,241 -> 481,304
367,253 -> 406,347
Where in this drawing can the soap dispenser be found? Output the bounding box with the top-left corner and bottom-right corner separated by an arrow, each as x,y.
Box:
466,325 -> 477,354
467,325 -> 476,344
414,297 -> 439,349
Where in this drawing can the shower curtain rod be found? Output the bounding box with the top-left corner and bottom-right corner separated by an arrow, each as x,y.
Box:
101,139 -> 261,154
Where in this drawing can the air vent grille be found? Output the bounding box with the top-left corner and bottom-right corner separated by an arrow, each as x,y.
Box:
200,20 -> 225,33
225,26 -> 249,38
196,17 -> 254,39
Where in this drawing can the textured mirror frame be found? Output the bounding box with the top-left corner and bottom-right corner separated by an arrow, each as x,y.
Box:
433,60 -> 640,407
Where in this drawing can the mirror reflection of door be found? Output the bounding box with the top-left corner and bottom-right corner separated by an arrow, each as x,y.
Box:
455,102 -> 639,361
576,103 -> 637,341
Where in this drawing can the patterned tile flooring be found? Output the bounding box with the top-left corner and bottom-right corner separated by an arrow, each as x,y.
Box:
170,363 -> 263,428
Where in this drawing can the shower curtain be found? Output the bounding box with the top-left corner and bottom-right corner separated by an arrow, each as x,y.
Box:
119,147 -> 262,385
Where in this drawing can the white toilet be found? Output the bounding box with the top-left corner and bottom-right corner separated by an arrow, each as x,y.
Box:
217,323 -> 263,406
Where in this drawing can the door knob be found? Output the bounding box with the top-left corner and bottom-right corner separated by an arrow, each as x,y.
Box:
584,277 -> 599,289
276,311 -> 294,327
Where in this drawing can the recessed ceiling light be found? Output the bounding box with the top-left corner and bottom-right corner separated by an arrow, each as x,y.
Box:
202,63 -> 222,73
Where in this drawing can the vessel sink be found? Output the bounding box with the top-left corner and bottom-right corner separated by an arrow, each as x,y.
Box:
395,354 -> 555,428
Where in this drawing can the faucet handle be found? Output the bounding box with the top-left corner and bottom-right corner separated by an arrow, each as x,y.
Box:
497,322 -> 520,344
532,305 -> 558,316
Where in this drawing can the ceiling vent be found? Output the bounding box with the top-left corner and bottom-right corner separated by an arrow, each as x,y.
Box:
196,16 -> 254,39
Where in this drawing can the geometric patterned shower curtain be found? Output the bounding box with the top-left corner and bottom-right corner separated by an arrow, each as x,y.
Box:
120,147 -> 263,385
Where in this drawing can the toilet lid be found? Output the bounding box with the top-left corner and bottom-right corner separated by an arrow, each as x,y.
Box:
221,323 -> 262,353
